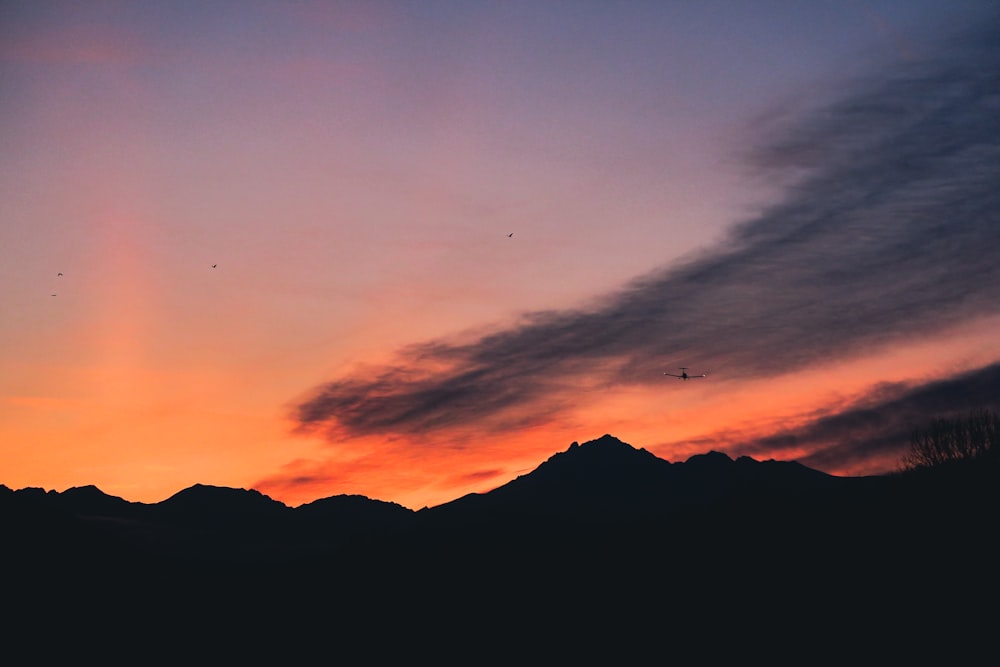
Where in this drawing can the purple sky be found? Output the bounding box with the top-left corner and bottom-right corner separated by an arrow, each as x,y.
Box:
2,1 -> 998,509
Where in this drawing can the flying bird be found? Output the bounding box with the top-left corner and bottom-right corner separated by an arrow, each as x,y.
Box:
664,367 -> 707,380
507,233 -> 513,238
57,272 -> 63,277
212,264 -> 217,268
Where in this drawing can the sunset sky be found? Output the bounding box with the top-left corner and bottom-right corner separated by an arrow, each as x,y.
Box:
3,1 -> 999,510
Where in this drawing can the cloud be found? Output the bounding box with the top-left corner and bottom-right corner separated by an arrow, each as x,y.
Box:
295,16 -> 1000,440
729,361 -> 1000,473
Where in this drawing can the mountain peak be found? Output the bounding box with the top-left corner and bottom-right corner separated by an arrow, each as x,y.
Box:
684,450 -> 735,466
554,434 -> 661,464
579,433 -> 630,449
61,484 -> 112,498
158,483 -> 289,517
492,433 -> 670,499
56,484 -> 138,515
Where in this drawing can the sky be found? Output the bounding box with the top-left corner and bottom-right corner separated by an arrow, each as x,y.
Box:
3,1 -> 999,510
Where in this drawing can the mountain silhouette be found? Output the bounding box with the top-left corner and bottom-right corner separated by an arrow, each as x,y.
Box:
0,434 -> 860,542
424,434 -> 846,524
2,434 -> 996,662
156,482 -> 288,517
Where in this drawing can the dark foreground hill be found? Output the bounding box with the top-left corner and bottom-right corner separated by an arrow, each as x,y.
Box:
3,434 -> 997,661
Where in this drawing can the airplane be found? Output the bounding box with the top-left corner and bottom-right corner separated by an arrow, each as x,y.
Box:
663,367 -> 707,380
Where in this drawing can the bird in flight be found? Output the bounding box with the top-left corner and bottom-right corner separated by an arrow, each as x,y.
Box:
664,367 -> 707,380
212,264 -> 217,268
57,272 -> 63,277
507,232 -> 513,238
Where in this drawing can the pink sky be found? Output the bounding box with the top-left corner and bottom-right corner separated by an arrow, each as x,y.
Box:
3,1 -> 998,509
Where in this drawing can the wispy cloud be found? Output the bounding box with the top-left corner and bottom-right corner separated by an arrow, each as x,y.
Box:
295,17 -> 1000,440
729,361 -> 1000,473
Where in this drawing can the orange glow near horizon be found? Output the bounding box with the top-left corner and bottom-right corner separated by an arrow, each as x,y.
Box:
2,315 -> 998,510
4,3 -> 999,512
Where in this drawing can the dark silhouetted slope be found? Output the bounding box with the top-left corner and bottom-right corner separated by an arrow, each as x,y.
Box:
419,433 -> 850,529
2,435 -> 997,663
152,483 -> 289,522
295,493 -> 414,531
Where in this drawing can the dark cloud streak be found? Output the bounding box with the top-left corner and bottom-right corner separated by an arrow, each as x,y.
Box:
730,361 -> 1000,473
296,17 -> 1000,439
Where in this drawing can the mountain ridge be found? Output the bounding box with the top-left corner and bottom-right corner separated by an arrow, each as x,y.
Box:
3,431 -> 990,573
3,432 -> 996,661
3,432 -> 869,564
0,433 -> 856,513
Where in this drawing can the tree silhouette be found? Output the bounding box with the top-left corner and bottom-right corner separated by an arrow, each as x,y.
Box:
902,408 -> 1000,470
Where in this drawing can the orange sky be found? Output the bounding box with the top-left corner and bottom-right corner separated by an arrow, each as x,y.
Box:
3,2 -> 999,510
